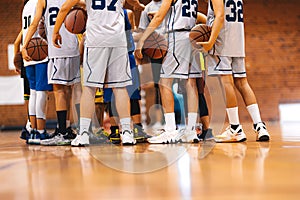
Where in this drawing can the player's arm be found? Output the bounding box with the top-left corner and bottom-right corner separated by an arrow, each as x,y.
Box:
14,30 -> 23,74
134,0 -> 172,60
21,0 -> 45,61
126,0 -> 145,12
197,0 -> 224,52
196,12 -> 207,24
14,30 -> 22,55
52,0 -> 81,48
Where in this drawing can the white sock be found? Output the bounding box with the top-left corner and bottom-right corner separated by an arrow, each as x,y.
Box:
37,129 -> 45,134
226,107 -> 240,125
247,104 -> 262,124
79,117 -> 91,135
120,117 -> 131,132
187,112 -> 198,131
164,113 -> 176,132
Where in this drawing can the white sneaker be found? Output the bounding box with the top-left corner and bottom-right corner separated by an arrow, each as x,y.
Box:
120,130 -> 136,145
214,125 -> 247,143
71,132 -> 90,147
254,122 -> 270,141
178,129 -> 200,143
147,129 -> 180,144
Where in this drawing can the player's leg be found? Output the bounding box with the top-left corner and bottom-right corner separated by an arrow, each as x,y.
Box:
206,55 -> 246,142
20,67 -> 32,140
35,62 -> 52,142
196,77 -> 214,140
25,65 -> 39,144
127,53 -> 151,142
150,57 -> 164,130
234,77 -> 270,141
113,87 -> 135,144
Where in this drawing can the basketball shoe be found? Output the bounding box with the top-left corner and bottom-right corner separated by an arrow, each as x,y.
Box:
120,130 -> 136,145
40,128 -> 76,146
27,130 -> 41,145
178,128 -> 200,143
133,125 -> 152,143
89,130 -> 110,145
71,131 -> 90,147
214,125 -> 247,143
254,122 -> 270,142
108,128 -> 121,144
147,129 -> 180,144
198,128 -> 214,141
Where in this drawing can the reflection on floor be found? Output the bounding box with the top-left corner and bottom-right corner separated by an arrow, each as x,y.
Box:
0,122 -> 300,200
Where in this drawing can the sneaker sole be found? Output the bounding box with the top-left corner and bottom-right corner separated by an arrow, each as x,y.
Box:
215,137 -> 247,143
257,135 -> 270,142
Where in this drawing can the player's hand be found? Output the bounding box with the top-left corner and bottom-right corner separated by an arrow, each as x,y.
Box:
21,48 -> 32,62
147,11 -> 157,20
133,3 -> 145,12
53,32 -> 62,48
134,40 -> 145,64
196,41 -> 213,52
14,68 -> 21,74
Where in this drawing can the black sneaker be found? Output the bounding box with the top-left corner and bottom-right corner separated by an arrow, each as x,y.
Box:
133,127 -> 152,143
198,128 -> 214,141
108,129 -> 121,144
65,127 -> 77,140
20,126 -> 30,140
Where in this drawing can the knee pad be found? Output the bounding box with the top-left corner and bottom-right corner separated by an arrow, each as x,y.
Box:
28,89 -> 36,116
36,91 -> 47,119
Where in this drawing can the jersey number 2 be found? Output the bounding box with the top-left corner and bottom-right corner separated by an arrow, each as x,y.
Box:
226,0 -> 243,22
92,0 -> 117,11
182,0 -> 198,18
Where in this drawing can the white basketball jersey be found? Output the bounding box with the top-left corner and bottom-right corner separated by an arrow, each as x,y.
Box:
22,0 -> 47,66
207,0 -> 245,57
85,0 -> 127,47
165,0 -> 197,32
139,0 -> 165,34
44,0 -> 79,58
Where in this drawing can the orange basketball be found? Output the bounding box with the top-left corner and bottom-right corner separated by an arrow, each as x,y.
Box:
13,51 -> 23,71
26,37 -> 48,61
189,24 -> 212,48
64,7 -> 87,34
38,17 -> 47,40
143,31 -> 168,59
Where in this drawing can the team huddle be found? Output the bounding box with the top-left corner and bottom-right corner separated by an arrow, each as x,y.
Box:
14,0 -> 270,147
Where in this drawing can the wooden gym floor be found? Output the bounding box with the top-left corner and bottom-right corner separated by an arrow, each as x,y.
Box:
0,122 -> 300,200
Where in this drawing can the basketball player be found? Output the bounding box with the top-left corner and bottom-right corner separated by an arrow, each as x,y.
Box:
136,0 -> 165,132
104,8 -> 151,144
22,0 -> 82,145
135,0 -> 202,144
197,0 -> 270,142
17,0 -> 53,145
52,0 -> 145,146
14,28 -> 32,141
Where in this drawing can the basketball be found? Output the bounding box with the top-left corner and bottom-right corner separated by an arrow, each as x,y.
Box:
26,37 -> 48,61
189,24 -> 212,48
13,51 -> 23,71
64,7 -> 87,34
143,31 -> 168,59
38,17 -> 47,40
